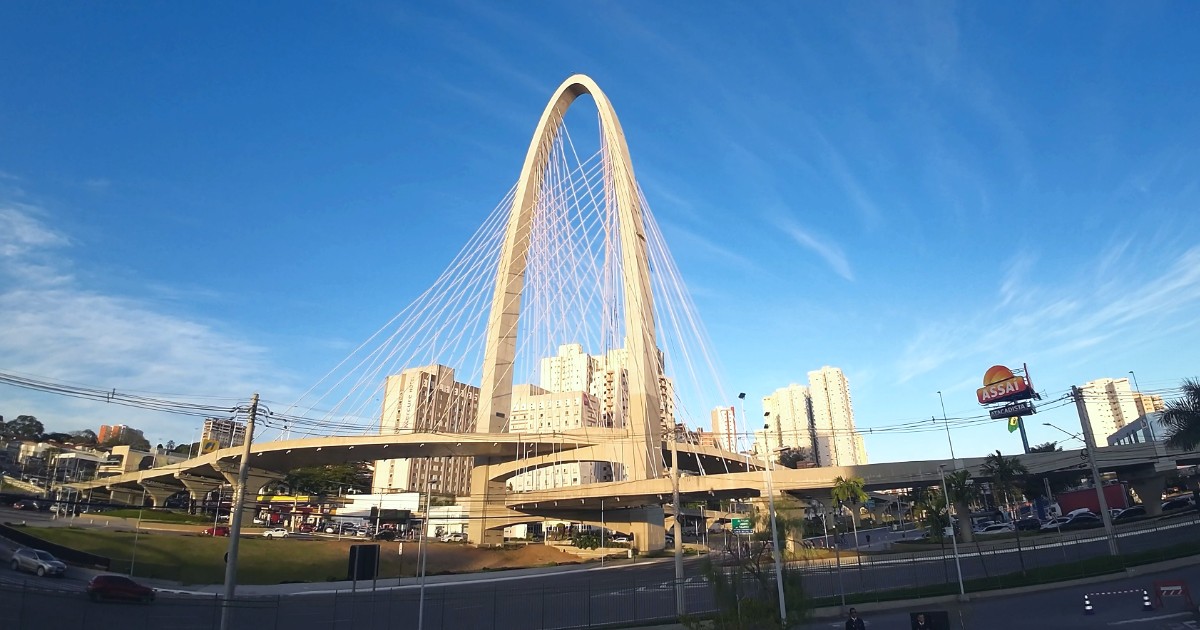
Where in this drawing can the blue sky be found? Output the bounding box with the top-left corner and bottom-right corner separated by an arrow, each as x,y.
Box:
1,2 -> 1199,462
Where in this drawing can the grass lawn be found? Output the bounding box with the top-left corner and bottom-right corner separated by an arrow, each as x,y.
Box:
100,509 -> 213,525
26,527 -> 580,585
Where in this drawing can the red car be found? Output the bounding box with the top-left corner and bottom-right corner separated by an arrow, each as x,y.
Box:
87,575 -> 156,603
203,526 -> 230,537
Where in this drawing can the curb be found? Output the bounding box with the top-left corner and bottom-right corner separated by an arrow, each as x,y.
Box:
806,554 -> 1200,619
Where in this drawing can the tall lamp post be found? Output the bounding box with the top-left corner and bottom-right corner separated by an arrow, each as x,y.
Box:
1129,370 -> 1157,441
938,464 -> 966,599
936,391 -> 956,463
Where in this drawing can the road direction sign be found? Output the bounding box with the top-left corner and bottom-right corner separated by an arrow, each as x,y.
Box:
732,518 -> 752,534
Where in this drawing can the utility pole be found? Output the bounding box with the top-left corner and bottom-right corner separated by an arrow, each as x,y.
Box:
219,393 -> 258,630
670,423 -> 685,617
1071,386 -> 1119,556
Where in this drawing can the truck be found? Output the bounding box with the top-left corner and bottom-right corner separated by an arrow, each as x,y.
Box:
1051,482 -> 1128,517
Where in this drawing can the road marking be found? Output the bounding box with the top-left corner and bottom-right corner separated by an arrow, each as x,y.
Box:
1107,612 -> 1193,625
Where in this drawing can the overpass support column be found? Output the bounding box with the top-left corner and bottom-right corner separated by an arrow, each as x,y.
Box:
467,458 -> 506,547
1128,473 -> 1169,516
627,506 -> 666,553
139,483 -> 179,508
107,487 -> 145,507
218,468 -> 281,524
177,476 -> 223,514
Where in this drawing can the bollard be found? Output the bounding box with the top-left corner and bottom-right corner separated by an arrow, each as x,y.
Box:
1084,596 -> 1094,615
1143,590 -> 1154,612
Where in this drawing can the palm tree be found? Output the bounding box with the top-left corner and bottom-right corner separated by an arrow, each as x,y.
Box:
1164,378 -> 1200,451
914,486 -> 948,540
831,475 -> 868,526
1028,441 -> 1060,453
981,450 -> 1029,519
944,469 -> 978,543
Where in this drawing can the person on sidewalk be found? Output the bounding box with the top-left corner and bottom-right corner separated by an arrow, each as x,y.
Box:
845,607 -> 866,630
912,612 -> 931,629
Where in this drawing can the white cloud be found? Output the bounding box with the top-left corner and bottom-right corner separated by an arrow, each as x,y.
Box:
780,222 -> 854,281
0,202 -> 286,437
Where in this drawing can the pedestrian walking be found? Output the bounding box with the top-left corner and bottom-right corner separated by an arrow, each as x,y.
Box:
845,607 -> 866,630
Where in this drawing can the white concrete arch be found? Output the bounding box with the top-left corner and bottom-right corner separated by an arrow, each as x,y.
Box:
475,74 -> 663,480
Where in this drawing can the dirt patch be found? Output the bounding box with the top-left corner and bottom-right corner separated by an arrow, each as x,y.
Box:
420,542 -> 583,575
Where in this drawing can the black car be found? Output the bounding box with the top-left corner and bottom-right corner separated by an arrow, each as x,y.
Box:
1014,517 -> 1042,531
1162,497 -> 1194,512
1115,506 -> 1146,520
1060,513 -> 1103,530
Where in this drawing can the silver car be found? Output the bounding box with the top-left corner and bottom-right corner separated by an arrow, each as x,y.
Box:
11,548 -> 67,577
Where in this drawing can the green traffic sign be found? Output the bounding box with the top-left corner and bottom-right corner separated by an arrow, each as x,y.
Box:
732,518 -> 752,534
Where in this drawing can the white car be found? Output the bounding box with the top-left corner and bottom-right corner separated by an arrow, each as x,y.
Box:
261,528 -> 289,539
611,535 -> 631,543
976,523 -> 1014,535
1041,517 -> 1070,531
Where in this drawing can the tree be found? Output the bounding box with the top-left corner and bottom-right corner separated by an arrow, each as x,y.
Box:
1029,441 -> 1061,453
831,475 -> 868,526
173,441 -> 200,455
914,486 -> 949,541
944,469 -> 979,543
284,463 -> 372,495
777,447 -> 811,469
1164,378 -> 1200,451
67,429 -> 98,445
42,432 -> 72,443
981,450 -> 1029,518
165,440 -> 176,452
1,415 -> 44,440
101,427 -> 150,451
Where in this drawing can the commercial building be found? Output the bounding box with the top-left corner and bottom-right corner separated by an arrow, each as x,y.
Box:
371,365 -> 478,498
201,417 -> 247,450
1108,412 -> 1168,446
1080,377 -> 1142,443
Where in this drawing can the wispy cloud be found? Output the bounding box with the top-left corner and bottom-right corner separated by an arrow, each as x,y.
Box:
0,201 -> 286,435
896,244 -> 1200,383
778,220 -> 854,281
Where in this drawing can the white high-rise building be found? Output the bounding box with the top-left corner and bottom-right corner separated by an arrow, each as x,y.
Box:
762,384 -> 816,457
372,365 -> 478,497
1080,377 -> 1142,443
711,406 -> 739,452
808,366 -> 867,466
538,343 -> 675,433
507,383 -> 615,491
201,417 -> 246,450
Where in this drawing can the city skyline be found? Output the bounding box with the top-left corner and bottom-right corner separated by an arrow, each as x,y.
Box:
2,4 -> 1199,464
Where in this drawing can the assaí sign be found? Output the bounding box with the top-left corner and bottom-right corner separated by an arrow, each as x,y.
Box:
976,365 -> 1032,405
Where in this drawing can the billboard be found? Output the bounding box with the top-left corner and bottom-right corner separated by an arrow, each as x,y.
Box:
976,365 -> 1032,405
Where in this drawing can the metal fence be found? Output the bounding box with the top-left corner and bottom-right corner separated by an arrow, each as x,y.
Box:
3,514 -> 1198,630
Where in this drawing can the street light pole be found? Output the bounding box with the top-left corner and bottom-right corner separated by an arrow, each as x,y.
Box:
1129,370 -> 1157,442
418,473 -> 436,630
1071,386 -> 1120,556
936,391 -> 956,462
939,464 -> 966,599
763,444 -> 787,625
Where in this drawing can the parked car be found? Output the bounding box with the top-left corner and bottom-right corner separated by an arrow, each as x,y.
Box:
1065,507 -> 1094,518
1040,517 -> 1071,531
252,517 -> 266,525
203,526 -> 230,537
299,523 -> 316,534
10,548 -> 67,577
438,532 -> 466,543
373,529 -> 397,541
1014,517 -> 1042,531
1162,496 -> 1195,512
261,528 -> 289,539
977,523 -> 1015,536
1115,506 -> 1146,521
1060,513 -> 1103,530
11,499 -> 40,511
610,534 -> 631,543
87,575 -> 155,603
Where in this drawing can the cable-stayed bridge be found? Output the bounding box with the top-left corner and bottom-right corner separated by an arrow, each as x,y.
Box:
67,75 -> 1199,550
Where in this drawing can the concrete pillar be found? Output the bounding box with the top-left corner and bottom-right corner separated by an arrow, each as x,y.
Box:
1129,474 -> 1168,516
139,483 -> 180,508
176,475 -> 223,514
107,487 -> 146,507
217,468 -> 280,525
466,461 -> 506,547
626,505 -> 666,552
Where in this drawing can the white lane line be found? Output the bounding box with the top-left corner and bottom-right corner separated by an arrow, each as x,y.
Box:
1107,612 -> 1194,625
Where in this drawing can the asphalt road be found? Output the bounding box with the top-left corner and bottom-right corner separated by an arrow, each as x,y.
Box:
3,506 -> 1200,630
